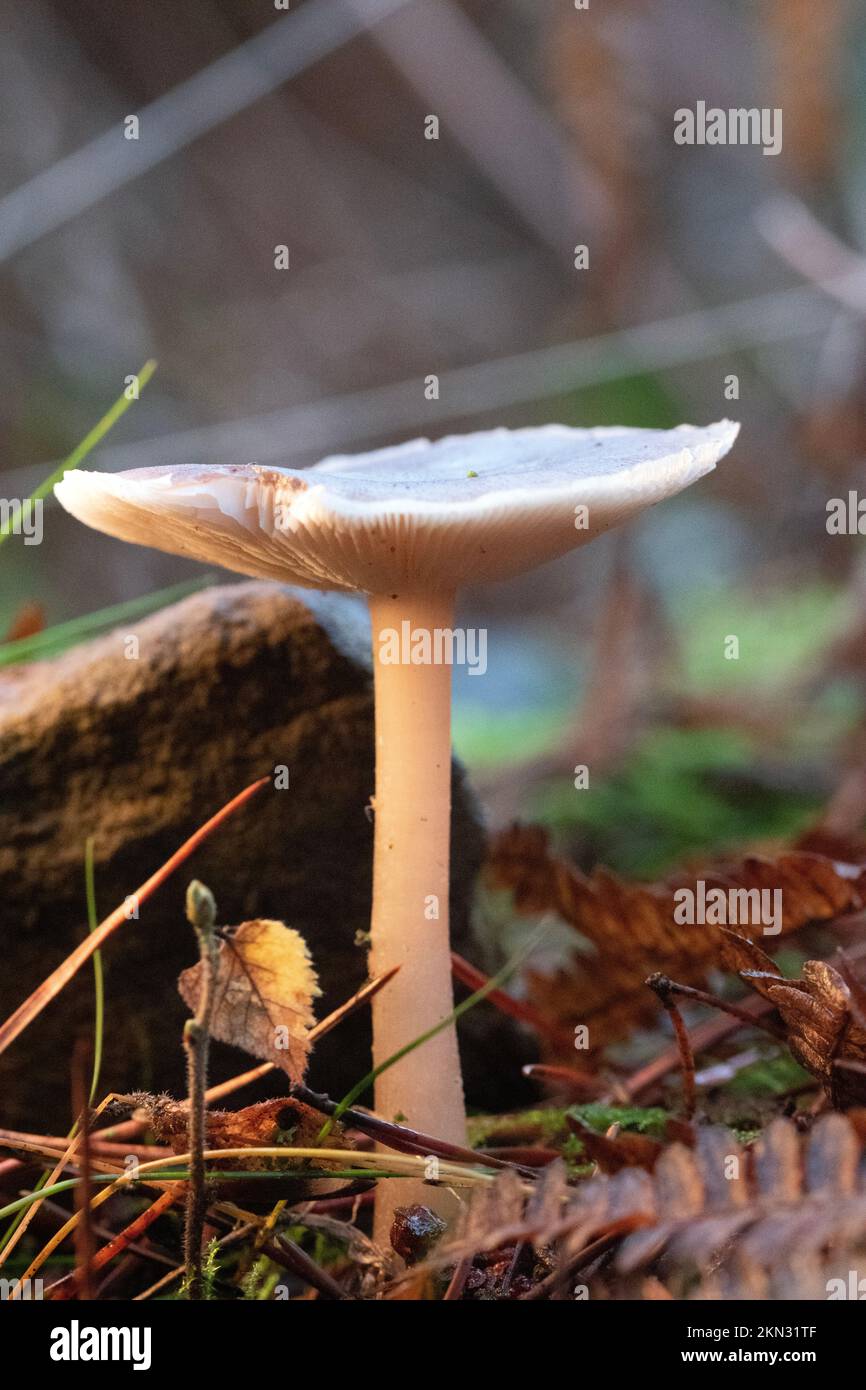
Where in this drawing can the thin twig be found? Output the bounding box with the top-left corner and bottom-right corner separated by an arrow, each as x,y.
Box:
71,1041 -> 94,1300
521,1063 -> 606,1097
623,996 -> 775,1101
0,777 -> 267,1057
46,1190 -> 178,1301
443,1255 -> 473,1301
0,1129 -> 171,1164
500,1240 -> 524,1298
520,1216 -> 648,1301
645,975 -> 697,1121
183,881 -> 219,1300
270,1235 -> 346,1301
646,976 -> 786,1039
450,952 -> 573,1047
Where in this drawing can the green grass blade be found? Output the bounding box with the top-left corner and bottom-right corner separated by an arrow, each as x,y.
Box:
0,1169 -> 414,1223
0,574 -> 215,667
0,358 -> 157,547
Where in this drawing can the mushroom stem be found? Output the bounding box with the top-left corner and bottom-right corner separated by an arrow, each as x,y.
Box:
368,590 -> 466,1244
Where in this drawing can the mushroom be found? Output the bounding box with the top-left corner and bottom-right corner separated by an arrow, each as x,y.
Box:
55,419 -> 738,1237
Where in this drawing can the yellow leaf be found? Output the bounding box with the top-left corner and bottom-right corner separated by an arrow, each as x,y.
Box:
179,919 -> 320,1084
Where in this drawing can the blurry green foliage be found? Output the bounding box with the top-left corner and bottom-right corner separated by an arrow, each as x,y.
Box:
536,727 -> 821,877
543,370 -> 682,431
453,703 -> 571,769
675,583 -> 849,695
455,577 -> 860,877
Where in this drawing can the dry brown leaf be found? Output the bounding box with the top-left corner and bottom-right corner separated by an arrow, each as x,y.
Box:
128,1092 -> 348,1203
3,601 -> 45,643
719,927 -> 866,1107
135,1093 -> 336,1158
566,1117 -> 664,1174
565,1113 -> 695,1175
178,918 -> 320,1084
717,927 -> 784,1001
488,824 -> 866,1055
727,951 -> 866,1110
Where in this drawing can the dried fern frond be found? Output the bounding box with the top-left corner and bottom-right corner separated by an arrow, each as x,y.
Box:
488,825 -> 865,1053
409,1114 -> 866,1301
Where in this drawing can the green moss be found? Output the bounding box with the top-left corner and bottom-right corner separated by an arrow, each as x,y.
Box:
467,1107 -> 572,1148
727,1052 -> 811,1098
731,1125 -> 763,1146
568,1102 -> 671,1138
470,1102 -> 674,1155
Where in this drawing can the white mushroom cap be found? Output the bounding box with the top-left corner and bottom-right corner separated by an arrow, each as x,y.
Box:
55,420 -> 739,593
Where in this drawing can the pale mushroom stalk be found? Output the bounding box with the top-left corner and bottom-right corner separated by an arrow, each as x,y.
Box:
55,419 -> 741,1248
368,589 -> 465,1189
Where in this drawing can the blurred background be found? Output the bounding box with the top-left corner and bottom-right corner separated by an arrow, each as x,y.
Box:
4,0 -> 866,875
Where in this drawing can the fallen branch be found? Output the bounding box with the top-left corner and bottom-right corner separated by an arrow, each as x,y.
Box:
291,1082 -> 540,1181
